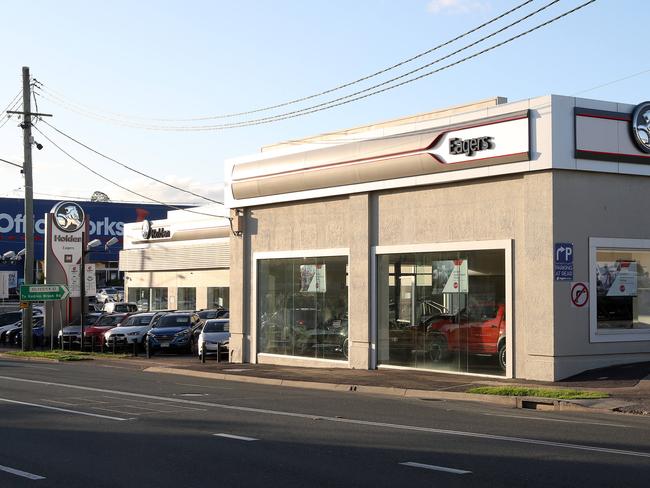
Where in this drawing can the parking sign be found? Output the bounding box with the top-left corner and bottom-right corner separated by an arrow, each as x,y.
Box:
554,242 -> 574,281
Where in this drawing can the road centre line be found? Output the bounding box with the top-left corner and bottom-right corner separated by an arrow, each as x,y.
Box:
1,375 -> 649,459
0,397 -> 131,421
482,412 -> 628,428
400,462 -> 471,475
213,433 -> 259,441
0,463 -> 45,480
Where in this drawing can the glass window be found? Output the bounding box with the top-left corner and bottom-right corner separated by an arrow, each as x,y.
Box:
151,288 -> 168,311
377,249 -> 506,376
177,288 -> 196,311
257,256 -> 348,360
595,249 -> 650,331
128,287 -> 150,311
207,287 -> 229,309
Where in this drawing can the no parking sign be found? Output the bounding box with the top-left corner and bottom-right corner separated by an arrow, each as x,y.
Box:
570,282 -> 589,308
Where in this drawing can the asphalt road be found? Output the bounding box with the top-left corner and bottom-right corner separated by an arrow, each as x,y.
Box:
0,358 -> 649,487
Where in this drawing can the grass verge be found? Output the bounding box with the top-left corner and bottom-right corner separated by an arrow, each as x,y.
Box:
467,386 -> 609,400
4,350 -> 129,361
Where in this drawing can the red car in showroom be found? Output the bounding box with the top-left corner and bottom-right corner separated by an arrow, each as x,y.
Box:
425,303 -> 506,370
83,313 -> 131,347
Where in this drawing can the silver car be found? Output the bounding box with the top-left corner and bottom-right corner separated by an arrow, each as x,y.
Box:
197,319 -> 230,358
104,312 -> 165,347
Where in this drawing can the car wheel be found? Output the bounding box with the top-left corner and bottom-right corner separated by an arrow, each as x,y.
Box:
427,335 -> 448,362
498,341 -> 506,371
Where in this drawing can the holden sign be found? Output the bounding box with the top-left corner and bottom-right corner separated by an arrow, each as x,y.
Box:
631,101 -> 650,153
53,201 -> 85,232
141,219 -> 171,240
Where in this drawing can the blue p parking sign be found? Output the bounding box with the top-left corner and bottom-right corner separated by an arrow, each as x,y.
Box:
554,242 -> 574,281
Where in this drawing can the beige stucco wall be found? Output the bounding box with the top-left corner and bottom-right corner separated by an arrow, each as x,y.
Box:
230,172 -> 556,379
552,171 -> 650,379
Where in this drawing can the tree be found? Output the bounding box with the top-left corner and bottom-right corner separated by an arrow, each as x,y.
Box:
91,191 -> 110,202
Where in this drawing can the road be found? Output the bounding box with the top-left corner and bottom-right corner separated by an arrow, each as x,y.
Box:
0,357 -> 649,487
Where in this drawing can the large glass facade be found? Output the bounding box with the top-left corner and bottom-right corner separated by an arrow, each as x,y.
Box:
207,287 -> 230,309
596,249 -> 650,331
377,249 -> 506,376
257,256 -> 348,360
177,287 -> 196,311
127,287 -> 169,311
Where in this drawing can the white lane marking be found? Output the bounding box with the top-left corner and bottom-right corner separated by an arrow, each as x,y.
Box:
213,433 -> 258,441
482,413 -> 628,428
400,462 -> 471,475
0,464 -> 45,480
0,397 -> 131,421
1,375 -> 649,459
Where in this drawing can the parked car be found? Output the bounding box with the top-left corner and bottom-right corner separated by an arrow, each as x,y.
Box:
2,316 -> 44,344
146,312 -> 203,354
197,309 -> 228,321
104,312 -> 167,348
57,313 -> 104,347
102,302 -> 138,314
197,319 -> 230,359
95,288 -> 121,303
0,309 -> 44,343
83,313 -> 131,346
9,317 -> 45,346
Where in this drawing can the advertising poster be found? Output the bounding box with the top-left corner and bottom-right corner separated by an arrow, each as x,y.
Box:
597,260 -> 637,297
433,259 -> 468,294
300,264 -> 326,293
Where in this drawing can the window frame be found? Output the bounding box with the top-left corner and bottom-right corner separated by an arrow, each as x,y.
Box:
589,237 -> 650,343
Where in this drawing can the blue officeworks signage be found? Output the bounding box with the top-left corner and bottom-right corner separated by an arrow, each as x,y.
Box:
554,242 -> 574,281
0,198 -> 171,263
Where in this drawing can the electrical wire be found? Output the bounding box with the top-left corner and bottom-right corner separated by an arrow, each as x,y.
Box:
38,119 -> 224,205
37,0 -> 594,131
32,0 -> 536,123
31,124 -> 226,218
0,97 -> 22,129
0,157 -> 22,169
573,67 -> 650,96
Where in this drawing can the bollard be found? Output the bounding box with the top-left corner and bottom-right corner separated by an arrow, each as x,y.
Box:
145,336 -> 150,359
217,342 -> 221,363
133,340 -> 138,357
112,337 -> 116,355
201,341 -> 206,363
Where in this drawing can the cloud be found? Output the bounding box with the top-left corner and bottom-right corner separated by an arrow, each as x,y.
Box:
427,0 -> 491,14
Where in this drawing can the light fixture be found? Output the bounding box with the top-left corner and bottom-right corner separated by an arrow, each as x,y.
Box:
87,239 -> 102,251
2,250 -> 16,260
104,237 -> 119,251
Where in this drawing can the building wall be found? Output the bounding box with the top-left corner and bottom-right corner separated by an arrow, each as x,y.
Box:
230,172 -> 556,379
552,170 -> 650,379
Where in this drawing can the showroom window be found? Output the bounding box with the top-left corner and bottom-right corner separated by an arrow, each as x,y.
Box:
177,287 -> 196,311
151,288 -> 168,311
128,287 -> 150,311
590,238 -> 650,342
257,255 -> 348,360
207,287 -> 229,309
377,247 -> 507,376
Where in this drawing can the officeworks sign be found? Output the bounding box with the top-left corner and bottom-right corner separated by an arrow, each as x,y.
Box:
0,198 -> 170,262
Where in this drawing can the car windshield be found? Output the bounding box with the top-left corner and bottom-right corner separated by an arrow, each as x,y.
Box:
96,315 -> 126,326
120,315 -> 153,327
103,288 -> 118,294
203,320 -> 229,333
0,313 -> 22,326
198,310 -> 221,319
156,315 -> 191,327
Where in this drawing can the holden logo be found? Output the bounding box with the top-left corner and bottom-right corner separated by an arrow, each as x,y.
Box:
631,101 -> 650,153
141,219 -> 151,239
52,202 -> 85,233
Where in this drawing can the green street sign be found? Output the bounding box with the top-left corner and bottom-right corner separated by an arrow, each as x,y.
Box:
20,284 -> 70,301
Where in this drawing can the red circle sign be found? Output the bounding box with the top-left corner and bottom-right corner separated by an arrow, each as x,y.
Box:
571,282 -> 589,307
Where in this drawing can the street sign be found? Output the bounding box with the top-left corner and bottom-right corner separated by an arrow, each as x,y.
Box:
20,284 -> 70,301
554,242 -> 574,281
571,282 -> 589,308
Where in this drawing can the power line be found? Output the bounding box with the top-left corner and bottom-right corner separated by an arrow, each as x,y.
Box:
32,0 -> 535,123
31,124 -> 226,218
36,0 -> 592,131
38,119 -> 224,205
0,157 -> 22,169
573,67 -> 650,96
0,96 -> 22,129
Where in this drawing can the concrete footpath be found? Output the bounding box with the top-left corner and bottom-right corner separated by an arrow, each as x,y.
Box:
135,356 -> 650,416
2,349 -> 649,416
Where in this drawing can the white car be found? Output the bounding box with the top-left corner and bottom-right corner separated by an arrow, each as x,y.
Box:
197,319 -> 230,359
104,312 -> 163,347
96,288 -> 121,303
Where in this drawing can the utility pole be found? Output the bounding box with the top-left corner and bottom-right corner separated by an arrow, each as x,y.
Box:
21,66 -> 34,351
7,67 -> 52,351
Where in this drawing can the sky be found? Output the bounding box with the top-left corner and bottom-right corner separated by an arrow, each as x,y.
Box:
0,0 -> 646,210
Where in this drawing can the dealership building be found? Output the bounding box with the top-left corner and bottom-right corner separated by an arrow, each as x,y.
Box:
225,94 -> 650,381
119,205 -> 230,312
